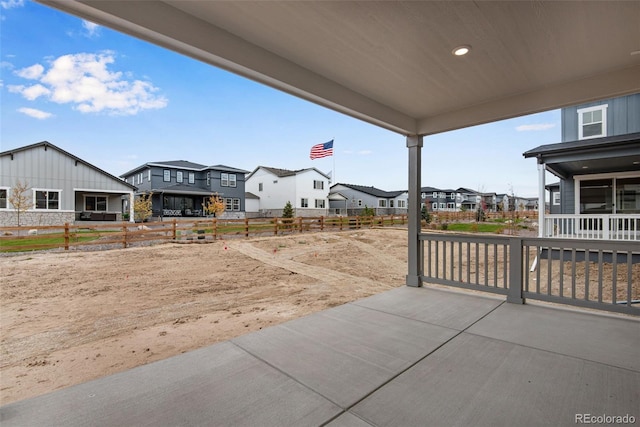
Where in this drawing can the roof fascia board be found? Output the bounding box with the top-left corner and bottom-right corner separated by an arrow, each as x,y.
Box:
38,0 -> 417,135
417,65 -> 640,136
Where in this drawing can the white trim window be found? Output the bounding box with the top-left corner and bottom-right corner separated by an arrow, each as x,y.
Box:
378,199 -> 387,208
357,199 -> 363,207
577,104 -> 607,140
439,203 -> 446,209
34,189 -> 60,210
552,192 -> 560,206
397,200 -> 406,208
147,170 -> 151,181
225,198 -> 233,211
229,174 -> 236,187
85,195 -> 107,212
447,202 -> 455,210
0,188 -> 7,209
432,192 -> 438,198
432,203 -> 437,210
221,173 -> 229,187
315,199 -> 325,208
301,198 -> 309,208
176,171 -> 184,183
389,200 -> 394,208
313,180 -> 324,190
188,172 -> 195,184
163,170 -> 171,182
232,198 -> 240,211
206,172 -> 211,186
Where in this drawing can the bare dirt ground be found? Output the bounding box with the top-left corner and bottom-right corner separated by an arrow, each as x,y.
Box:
1,228 -> 408,405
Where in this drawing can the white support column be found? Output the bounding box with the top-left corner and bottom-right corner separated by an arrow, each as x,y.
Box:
537,161 -> 545,237
406,135 -> 423,287
129,192 -> 135,223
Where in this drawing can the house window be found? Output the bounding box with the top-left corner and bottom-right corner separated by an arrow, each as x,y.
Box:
258,183 -> 263,192
439,203 -> 445,209
301,198 -> 308,208
315,199 -> 325,208
389,200 -> 394,208
450,193 -> 455,200
34,190 -> 60,210
432,192 -> 438,198
232,198 -> 240,211
206,172 -> 211,186
313,180 -> 324,190
221,173 -> 229,187
85,195 -> 107,211
225,198 -> 233,210
357,199 -> 363,207
578,105 -> 607,140
228,174 -> 236,187
0,188 -> 7,209
447,202 -> 455,209
378,199 -> 386,208
397,200 -> 406,208
188,172 -> 195,184
552,192 -> 560,206
163,170 -> 170,182
147,170 -> 151,181
432,203 -> 437,210
176,171 -> 183,183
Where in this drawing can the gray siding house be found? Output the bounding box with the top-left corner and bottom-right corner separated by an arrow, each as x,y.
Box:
524,93 -> 640,240
120,161 -> 249,219
329,183 -> 407,216
0,141 -> 136,226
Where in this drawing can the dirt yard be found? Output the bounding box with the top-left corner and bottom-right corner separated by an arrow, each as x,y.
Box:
1,228 -> 409,405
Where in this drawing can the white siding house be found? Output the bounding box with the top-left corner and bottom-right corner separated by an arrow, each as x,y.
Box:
0,141 -> 136,226
245,166 -> 330,217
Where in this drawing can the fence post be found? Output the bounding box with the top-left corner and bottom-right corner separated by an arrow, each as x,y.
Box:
274,218 -> 278,235
245,217 -> 249,238
339,216 -> 343,231
320,216 -> 324,231
212,218 -> 217,240
507,237 -> 524,304
122,223 -> 128,248
172,219 -> 177,241
64,222 -> 70,250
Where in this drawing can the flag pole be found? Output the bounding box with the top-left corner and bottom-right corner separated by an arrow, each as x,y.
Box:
332,138 -> 335,184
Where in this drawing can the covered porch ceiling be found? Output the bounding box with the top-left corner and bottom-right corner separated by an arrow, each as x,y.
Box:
38,1 -> 640,136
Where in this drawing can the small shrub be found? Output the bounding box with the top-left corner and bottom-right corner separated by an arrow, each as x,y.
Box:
440,222 -> 449,230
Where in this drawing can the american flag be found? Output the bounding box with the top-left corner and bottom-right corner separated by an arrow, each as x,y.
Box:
310,140 -> 334,160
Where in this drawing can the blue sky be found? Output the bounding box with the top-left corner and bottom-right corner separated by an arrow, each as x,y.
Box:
1,1 -> 560,197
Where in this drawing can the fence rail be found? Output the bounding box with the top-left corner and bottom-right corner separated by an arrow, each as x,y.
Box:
420,232 -> 640,315
0,215 -> 407,253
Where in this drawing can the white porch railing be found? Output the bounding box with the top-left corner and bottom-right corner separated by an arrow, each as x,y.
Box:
544,214 -> 640,241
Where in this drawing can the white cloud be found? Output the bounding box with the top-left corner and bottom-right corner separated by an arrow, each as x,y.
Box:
82,20 -> 101,37
1,0 -> 24,9
18,107 -> 53,119
15,63 -> 44,79
0,61 -> 14,70
10,52 -> 168,115
358,150 -> 373,155
515,123 -> 556,132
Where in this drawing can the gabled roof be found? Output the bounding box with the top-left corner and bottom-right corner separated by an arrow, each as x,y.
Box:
121,161 -> 249,177
244,192 -> 260,199
331,183 -> 404,198
207,164 -> 250,174
247,166 -> 330,180
0,141 -> 136,190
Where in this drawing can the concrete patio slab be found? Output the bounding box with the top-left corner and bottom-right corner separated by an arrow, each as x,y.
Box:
467,302 -> 640,371
326,412 -> 375,427
353,285 -> 504,330
352,333 -> 640,427
232,302 -> 459,408
0,341 -> 341,427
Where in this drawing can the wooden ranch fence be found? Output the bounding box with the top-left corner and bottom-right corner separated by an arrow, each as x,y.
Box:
0,215 -> 407,253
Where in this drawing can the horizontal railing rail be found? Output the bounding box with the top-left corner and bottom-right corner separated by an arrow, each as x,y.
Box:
420,232 -> 639,315
545,214 -> 640,241
0,214 -> 407,253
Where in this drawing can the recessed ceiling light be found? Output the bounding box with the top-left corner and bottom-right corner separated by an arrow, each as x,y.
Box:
631,50 -> 640,56
633,161 -> 640,165
582,166 -> 589,169
452,45 -> 471,56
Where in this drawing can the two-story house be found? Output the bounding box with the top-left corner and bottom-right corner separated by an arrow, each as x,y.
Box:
0,141 -> 136,226
120,161 -> 249,219
245,166 -> 330,217
420,187 -> 458,212
524,93 -> 640,240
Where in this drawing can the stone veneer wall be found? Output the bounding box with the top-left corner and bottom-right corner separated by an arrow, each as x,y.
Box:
0,211 -> 76,227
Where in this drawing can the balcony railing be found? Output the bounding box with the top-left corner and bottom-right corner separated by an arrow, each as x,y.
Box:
544,214 -> 640,241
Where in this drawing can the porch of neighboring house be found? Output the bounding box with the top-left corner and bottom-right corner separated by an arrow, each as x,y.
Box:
523,132 -> 640,242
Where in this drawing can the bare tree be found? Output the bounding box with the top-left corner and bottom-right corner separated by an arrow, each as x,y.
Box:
9,180 -> 33,226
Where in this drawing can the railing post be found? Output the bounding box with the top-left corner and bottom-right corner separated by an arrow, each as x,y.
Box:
507,237 -> 524,304
603,215 -> 610,240
64,222 -> 70,250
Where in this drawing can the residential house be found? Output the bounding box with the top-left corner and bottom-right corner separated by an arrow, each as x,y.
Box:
524,93 -> 640,240
457,187 -> 483,211
245,166 -> 330,217
0,141 -> 136,226
420,187 -> 457,212
120,161 -> 249,219
329,184 -> 408,216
